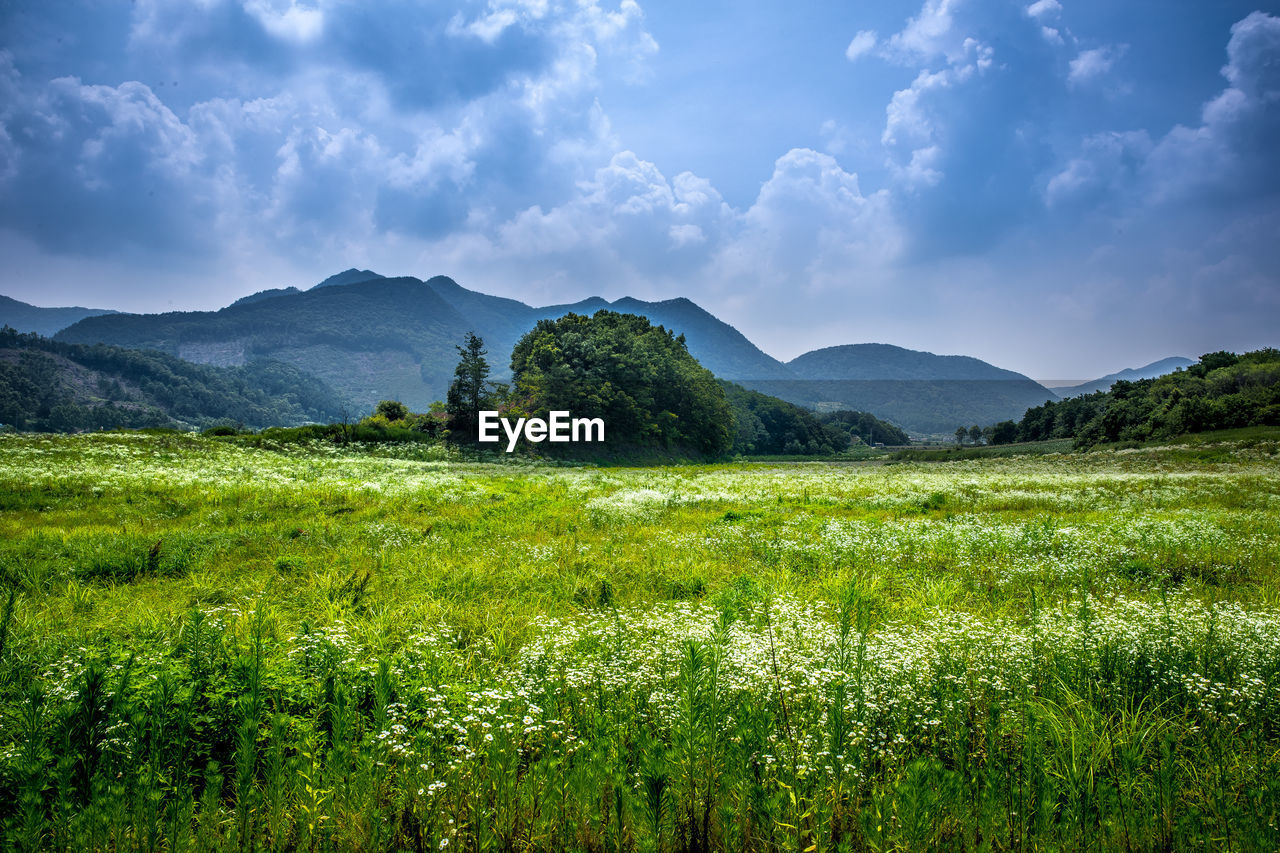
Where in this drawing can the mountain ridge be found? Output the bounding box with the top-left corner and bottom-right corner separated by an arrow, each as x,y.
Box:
787,343 -> 1035,382
50,270 -> 1058,430
1,294 -> 119,338
1054,356 -> 1195,398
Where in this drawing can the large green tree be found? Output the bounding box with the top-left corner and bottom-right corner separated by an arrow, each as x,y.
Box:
509,311 -> 733,456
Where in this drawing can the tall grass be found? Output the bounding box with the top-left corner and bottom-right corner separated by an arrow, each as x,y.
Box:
0,431 -> 1278,849
2,592 -> 1279,850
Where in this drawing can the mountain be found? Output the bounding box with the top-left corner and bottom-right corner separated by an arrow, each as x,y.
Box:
736,343 -> 1058,435
0,327 -> 346,431
56,277 -> 472,410
787,343 -> 1032,381
311,268 -> 385,289
420,282 -> 793,380
55,273 -> 789,410
231,286 -> 301,307
53,271 -> 1055,433
1054,356 -> 1195,398
0,294 -> 118,337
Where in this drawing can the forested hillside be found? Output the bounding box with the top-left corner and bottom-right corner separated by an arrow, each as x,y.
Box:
0,328 -> 346,431
994,350 -> 1280,447
56,277 -> 471,410
0,294 -> 117,337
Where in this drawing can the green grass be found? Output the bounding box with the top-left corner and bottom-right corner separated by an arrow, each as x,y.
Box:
890,438 -> 1076,461
1,431 -> 1279,850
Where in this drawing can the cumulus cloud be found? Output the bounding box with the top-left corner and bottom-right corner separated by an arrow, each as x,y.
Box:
0,68 -> 218,255
883,0 -> 964,65
243,1 -> 325,44
735,148 -> 900,275
879,32 -> 994,194
420,147 -> 902,322
1067,46 -> 1123,87
0,0 -> 661,266
1143,12 -> 1280,202
1048,12 -> 1280,207
1025,0 -> 1061,21
0,1 -> 1276,374
433,150 -> 735,294
845,30 -> 877,62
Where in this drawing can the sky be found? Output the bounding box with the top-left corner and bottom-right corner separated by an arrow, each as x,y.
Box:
1,0 -> 1278,380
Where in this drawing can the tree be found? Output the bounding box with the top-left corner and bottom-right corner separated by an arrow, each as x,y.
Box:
510,311 -> 733,456
968,425 -> 983,445
955,427 -> 967,445
990,420 -> 1018,445
374,399 -> 408,422
446,332 -> 496,444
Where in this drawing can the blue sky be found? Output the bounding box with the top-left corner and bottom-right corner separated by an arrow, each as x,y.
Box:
1,0 -> 1277,378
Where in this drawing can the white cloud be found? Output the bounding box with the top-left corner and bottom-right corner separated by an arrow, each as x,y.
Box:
734,148 -> 901,279
881,0 -> 992,70
1025,0 -> 1061,21
1048,13 -> 1280,210
1044,130 -> 1151,207
1067,46 -> 1121,87
668,223 -> 704,247
1142,13 -> 1280,202
243,0 -> 325,44
1039,26 -> 1063,45
845,30 -> 877,62
884,0 -> 960,63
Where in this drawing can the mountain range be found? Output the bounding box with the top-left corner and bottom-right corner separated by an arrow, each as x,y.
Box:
0,270 -> 1189,434
1050,357 -> 1195,398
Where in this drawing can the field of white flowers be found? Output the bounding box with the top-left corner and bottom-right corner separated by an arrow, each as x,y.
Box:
1,430 -> 1279,850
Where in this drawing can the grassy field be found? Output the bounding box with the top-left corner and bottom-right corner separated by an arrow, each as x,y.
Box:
1,429 -> 1279,851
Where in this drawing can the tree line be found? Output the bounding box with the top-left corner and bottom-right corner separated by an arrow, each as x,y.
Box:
966,349 -> 1280,448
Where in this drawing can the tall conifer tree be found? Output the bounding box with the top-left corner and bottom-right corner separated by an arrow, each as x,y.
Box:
446,331 -> 494,444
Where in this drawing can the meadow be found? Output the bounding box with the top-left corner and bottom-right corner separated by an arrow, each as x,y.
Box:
1,429 -> 1279,851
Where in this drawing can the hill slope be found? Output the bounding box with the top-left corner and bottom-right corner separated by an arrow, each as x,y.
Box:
0,328 -> 346,431
1055,356 -> 1194,397
1,295 -> 118,337
1012,349 -> 1280,447
57,277 -> 472,410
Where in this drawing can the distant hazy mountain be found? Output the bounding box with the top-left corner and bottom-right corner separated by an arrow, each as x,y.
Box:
54,271 -> 1056,431
0,294 -> 117,337
736,343 -> 1058,435
1055,357 -> 1195,397
787,343 -> 1033,381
